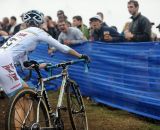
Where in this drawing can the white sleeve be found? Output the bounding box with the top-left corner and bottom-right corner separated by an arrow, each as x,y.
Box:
38,30 -> 72,53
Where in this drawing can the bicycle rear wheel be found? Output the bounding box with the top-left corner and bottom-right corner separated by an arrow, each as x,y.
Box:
66,80 -> 88,130
5,88 -> 51,130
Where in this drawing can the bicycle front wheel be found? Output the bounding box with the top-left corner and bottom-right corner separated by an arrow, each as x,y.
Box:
66,80 -> 88,130
5,88 -> 51,130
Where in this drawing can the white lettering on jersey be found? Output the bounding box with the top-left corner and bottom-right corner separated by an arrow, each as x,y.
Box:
1,31 -> 33,50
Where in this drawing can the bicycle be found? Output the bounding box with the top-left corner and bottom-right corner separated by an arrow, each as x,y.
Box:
5,59 -> 89,130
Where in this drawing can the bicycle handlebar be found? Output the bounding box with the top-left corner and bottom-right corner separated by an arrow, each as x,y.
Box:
23,59 -> 89,73
46,59 -> 85,69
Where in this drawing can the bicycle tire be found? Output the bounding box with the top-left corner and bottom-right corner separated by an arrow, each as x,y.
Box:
5,88 -> 51,130
66,79 -> 88,130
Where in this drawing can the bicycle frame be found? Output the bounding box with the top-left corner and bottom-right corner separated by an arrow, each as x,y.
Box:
42,67 -> 69,119
22,59 -> 88,127
5,59 -> 89,130
34,61 -> 80,124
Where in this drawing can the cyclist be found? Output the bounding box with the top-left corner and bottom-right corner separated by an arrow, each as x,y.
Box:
0,10 -> 89,97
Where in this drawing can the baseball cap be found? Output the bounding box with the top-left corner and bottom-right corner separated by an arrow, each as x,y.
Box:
90,15 -> 102,22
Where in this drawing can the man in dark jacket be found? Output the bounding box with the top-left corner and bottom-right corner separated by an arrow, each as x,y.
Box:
125,0 -> 151,42
90,15 -> 123,42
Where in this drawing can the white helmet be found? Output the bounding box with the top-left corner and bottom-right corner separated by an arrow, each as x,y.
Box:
21,10 -> 44,26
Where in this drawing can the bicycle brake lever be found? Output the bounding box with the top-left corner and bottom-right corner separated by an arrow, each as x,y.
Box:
50,52 -> 54,57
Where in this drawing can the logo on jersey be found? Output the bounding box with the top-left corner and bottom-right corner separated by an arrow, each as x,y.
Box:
17,33 -> 27,37
2,63 -> 19,82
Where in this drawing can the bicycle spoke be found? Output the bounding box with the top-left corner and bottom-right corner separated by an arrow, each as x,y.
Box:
14,108 -> 23,125
6,89 -> 51,130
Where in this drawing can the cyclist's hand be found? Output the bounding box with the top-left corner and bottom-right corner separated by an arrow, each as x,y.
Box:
80,54 -> 90,63
23,60 -> 39,69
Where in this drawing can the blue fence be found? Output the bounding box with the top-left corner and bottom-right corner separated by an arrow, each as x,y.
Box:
19,41 -> 160,120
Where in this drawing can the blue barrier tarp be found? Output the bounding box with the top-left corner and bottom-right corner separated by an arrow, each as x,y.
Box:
18,41 -> 160,120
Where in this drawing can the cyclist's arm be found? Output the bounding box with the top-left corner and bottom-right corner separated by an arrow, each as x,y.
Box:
68,49 -> 82,58
38,31 -> 82,58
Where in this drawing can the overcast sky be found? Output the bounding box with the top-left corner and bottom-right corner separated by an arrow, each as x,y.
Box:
0,0 -> 159,34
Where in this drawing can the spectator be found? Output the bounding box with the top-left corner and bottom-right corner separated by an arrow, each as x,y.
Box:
56,10 -> 70,37
150,22 -> 157,41
13,22 -> 28,34
90,15 -> 123,42
124,0 -> 151,42
0,30 -> 8,45
58,21 -> 87,46
0,23 -> 8,36
42,16 -> 58,39
1,17 -> 10,33
0,22 -> 9,45
8,16 -> 17,35
13,23 -> 21,34
156,24 -> 160,41
66,20 -> 72,27
111,26 -> 118,32
20,23 -> 27,30
72,15 -> 89,39
0,30 -> 8,36
96,12 -> 108,27
57,10 -> 68,23
88,21 -> 95,41
14,14 -> 34,34
121,22 -> 131,36
156,24 -> 160,32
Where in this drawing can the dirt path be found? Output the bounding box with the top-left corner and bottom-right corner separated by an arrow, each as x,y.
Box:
0,94 -> 9,130
1,91 -> 160,130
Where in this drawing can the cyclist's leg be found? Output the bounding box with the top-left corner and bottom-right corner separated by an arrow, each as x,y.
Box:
0,51 -> 25,129
0,50 -> 23,97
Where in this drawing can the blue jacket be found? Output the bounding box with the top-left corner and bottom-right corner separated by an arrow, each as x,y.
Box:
92,26 -> 124,42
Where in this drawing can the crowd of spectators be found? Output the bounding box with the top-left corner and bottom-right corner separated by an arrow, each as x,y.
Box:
0,0 -> 160,46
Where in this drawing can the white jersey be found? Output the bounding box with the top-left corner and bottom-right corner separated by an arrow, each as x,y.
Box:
1,27 -> 71,65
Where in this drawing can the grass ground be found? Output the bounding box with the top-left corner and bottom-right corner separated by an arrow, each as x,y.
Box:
48,91 -> 160,130
0,91 -> 160,130
85,99 -> 160,130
